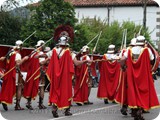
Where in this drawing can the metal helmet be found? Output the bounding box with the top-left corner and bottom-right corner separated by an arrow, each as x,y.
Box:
107,44 -> 115,53
81,45 -> 89,53
129,38 -> 137,46
15,40 -> 23,49
36,40 -> 45,47
58,36 -> 69,46
136,35 -> 145,45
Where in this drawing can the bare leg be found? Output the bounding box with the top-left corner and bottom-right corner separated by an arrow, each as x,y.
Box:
15,84 -> 24,110
26,97 -> 33,110
38,86 -> 46,109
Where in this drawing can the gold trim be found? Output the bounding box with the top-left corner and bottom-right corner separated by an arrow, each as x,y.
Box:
53,103 -> 71,110
97,97 -> 108,100
74,101 -> 84,105
1,101 -> 12,105
23,95 -> 37,100
116,69 -> 122,92
114,95 -> 160,110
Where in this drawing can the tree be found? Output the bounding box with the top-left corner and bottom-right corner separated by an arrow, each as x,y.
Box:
0,0 -> 34,45
21,0 -> 77,47
73,17 -> 151,54
0,10 -> 24,45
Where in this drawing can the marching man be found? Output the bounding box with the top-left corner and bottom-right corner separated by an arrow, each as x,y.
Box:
37,35 -> 89,118
73,45 -> 93,106
23,40 -> 47,110
120,36 -> 160,120
97,44 -> 120,104
0,40 -> 28,111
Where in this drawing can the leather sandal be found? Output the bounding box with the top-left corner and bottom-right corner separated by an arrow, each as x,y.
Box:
52,110 -> 59,118
2,103 -> 8,111
38,104 -> 47,109
26,104 -> 33,110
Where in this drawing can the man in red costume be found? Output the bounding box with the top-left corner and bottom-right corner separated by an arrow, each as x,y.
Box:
115,38 -> 137,116
121,35 -> 160,120
23,40 -> 47,110
73,45 -> 93,106
0,40 -> 28,111
97,44 -> 120,104
39,36 -> 88,118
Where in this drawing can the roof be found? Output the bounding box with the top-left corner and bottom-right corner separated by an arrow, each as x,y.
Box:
64,0 -> 158,7
29,0 -> 158,7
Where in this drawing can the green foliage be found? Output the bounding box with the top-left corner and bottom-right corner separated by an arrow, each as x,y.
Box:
21,0 -> 77,47
74,18 -> 151,54
0,11 -> 25,45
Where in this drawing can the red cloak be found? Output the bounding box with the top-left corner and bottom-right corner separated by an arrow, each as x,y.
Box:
47,48 -> 74,109
0,51 -> 17,104
23,52 -> 40,99
73,55 -> 89,104
126,48 -> 160,110
97,55 -> 120,101
90,62 -> 97,77
114,49 -> 128,105
114,69 -> 128,105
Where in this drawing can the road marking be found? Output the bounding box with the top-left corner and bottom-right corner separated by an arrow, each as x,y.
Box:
49,104 -> 118,120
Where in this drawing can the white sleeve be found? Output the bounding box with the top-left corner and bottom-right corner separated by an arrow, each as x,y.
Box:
80,55 -> 90,61
119,51 -> 123,58
123,49 -> 128,58
39,51 -> 45,63
86,56 -> 90,60
72,52 -> 76,60
15,53 -> 21,61
148,48 -> 154,60
46,50 -> 52,58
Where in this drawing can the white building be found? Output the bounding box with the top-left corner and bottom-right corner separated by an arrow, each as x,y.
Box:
65,0 -> 160,45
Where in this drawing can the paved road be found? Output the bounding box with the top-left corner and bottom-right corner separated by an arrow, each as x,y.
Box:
0,78 -> 160,120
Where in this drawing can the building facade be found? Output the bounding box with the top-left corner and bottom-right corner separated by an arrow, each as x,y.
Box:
65,0 -> 159,46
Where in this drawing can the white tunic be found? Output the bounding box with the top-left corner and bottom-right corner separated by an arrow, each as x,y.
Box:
124,46 -> 154,60
104,53 -> 117,60
15,52 -> 21,61
80,55 -> 90,61
46,47 -> 75,60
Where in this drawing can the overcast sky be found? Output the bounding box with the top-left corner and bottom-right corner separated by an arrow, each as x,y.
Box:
0,0 -> 40,6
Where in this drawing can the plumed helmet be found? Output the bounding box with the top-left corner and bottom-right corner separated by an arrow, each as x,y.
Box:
54,25 -> 74,42
58,36 -> 69,46
107,44 -> 115,53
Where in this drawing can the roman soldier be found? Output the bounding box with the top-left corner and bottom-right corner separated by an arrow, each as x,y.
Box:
36,25 -> 90,118
73,45 -> 93,106
0,40 -> 28,111
120,35 -> 160,120
23,40 -> 47,110
115,37 -> 137,116
45,35 -> 81,117
97,44 -> 120,104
